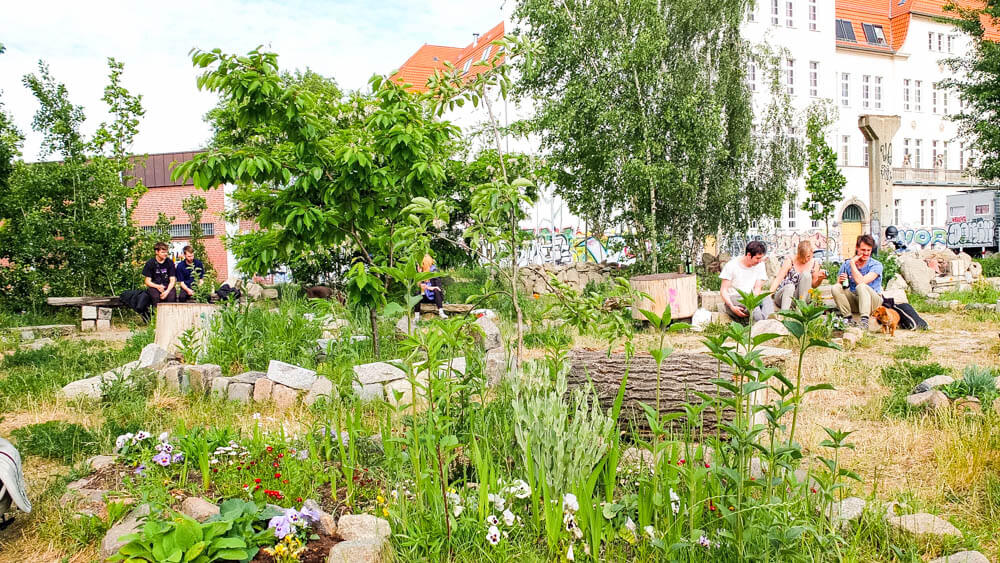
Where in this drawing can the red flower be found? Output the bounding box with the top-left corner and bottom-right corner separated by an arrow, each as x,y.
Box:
296,497 -> 303,503
678,459 -> 686,465
709,503 -> 716,511
254,478 -> 262,484
212,468 -> 218,473
704,462 -> 711,468
275,473 -> 281,479
277,453 -> 284,459
273,462 -> 279,468
266,446 -> 273,452
811,487 -> 818,494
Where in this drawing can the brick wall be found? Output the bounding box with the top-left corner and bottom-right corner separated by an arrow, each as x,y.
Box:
132,184 -> 229,280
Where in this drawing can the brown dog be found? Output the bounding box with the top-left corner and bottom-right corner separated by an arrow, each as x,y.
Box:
872,306 -> 900,337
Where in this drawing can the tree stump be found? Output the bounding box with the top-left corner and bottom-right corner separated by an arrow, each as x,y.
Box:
153,303 -> 219,354
630,273 -> 697,320
568,349 -> 774,432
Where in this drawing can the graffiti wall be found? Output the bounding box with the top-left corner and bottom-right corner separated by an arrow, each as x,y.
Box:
518,228 -> 635,265
896,227 -> 947,248
947,218 -> 996,248
719,230 -> 841,259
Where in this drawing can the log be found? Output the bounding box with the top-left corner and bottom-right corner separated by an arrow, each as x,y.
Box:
153,303 -> 219,354
418,303 -> 475,314
568,348 -> 783,431
630,273 -> 697,320
47,296 -> 122,307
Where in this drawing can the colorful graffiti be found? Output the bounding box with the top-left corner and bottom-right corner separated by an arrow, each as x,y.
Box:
947,218 -> 996,247
518,228 -> 636,265
720,230 -> 840,259
896,227 -> 947,248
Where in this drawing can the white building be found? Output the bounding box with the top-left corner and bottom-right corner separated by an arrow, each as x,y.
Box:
397,1 -> 996,262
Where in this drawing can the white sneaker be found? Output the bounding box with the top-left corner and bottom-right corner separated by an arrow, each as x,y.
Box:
413,313 -> 420,324
438,309 -> 448,319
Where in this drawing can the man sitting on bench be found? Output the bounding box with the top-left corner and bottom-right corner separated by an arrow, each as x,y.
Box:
175,245 -> 205,302
143,242 -> 177,307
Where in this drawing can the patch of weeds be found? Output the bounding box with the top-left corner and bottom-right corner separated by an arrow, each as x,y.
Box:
880,362 -> 951,418
908,291 -> 948,313
523,324 -> 572,349
701,321 -> 729,338
967,309 -> 1000,323
11,421 -> 99,464
844,505 -> 923,562
938,365 -> 999,407
892,345 -> 930,361
939,279 -> 1000,305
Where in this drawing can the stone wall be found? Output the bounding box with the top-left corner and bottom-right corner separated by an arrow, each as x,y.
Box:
519,262 -> 619,296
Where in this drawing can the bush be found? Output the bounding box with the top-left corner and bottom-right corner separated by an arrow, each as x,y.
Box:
880,250 -> 899,285
939,365 -> 999,407
976,254 -> 1000,278
12,421 -> 99,464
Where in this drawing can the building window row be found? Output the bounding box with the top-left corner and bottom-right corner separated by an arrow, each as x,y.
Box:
929,32 -> 955,53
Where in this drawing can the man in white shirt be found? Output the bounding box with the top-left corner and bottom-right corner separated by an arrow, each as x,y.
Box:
719,241 -> 773,322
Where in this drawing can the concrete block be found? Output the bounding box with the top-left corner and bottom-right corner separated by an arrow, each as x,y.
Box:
97,307 -> 112,320
81,319 -> 96,331
253,377 -> 274,402
96,319 -> 111,330
228,382 -> 252,403
81,306 -> 97,320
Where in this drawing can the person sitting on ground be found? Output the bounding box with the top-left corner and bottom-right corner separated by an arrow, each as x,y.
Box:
142,242 -> 177,308
719,241 -> 773,323
769,240 -> 826,311
174,245 -> 205,303
415,254 -> 447,322
832,234 -> 883,330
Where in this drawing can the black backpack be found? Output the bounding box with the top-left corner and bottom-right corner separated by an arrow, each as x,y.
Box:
882,297 -> 929,330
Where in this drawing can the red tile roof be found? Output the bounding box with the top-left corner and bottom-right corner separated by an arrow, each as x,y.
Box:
837,0 -> 1000,54
393,22 -> 506,93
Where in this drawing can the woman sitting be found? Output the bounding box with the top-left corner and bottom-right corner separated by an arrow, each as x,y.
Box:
769,240 -> 826,311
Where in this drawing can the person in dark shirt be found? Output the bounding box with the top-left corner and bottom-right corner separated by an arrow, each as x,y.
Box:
175,245 -> 205,302
413,254 -> 446,323
142,242 -> 177,307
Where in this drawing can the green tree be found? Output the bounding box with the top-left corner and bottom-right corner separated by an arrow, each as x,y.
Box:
0,59 -> 147,309
180,194 -> 215,280
801,101 -> 845,260
513,0 -> 803,271
173,48 -> 456,352
940,1 -> 1000,181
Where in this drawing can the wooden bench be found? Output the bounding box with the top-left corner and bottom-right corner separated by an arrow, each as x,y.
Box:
47,296 -> 124,331
418,303 -> 475,314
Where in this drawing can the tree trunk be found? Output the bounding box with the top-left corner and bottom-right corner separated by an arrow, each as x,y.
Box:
568,349 -> 735,430
370,306 -> 380,358
153,302 -> 219,354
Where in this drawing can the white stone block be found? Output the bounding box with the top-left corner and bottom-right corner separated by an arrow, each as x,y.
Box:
96,319 -> 111,330
81,306 -> 98,320
97,307 -> 112,320
81,319 -> 96,331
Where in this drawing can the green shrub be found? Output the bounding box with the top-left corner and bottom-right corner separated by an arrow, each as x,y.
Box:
880,250 -> 900,285
939,365 -> 999,407
523,324 -> 572,349
976,254 -> 1000,278
12,421 -> 99,464
823,261 -> 841,285
939,279 -> 1000,304
907,291 -> 948,313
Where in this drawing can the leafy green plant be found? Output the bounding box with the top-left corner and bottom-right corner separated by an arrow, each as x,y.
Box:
939,365 -> 998,407
176,327 -> 203,364
522,323 -> 572,350
11,421 -> 98,464
880,362 -> 951,418
976,255 -> 1000,278
109,509 -> 250,562
939,279 -> 1000,305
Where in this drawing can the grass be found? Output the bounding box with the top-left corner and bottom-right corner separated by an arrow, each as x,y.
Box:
879,362 -> 951,418
11,421 -> 99,464
892,345 -> 930,361
938,280 -> 1000,305
907,291 -> 949,314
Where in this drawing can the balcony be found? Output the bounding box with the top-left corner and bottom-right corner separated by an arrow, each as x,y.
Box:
892,167 -> 989,186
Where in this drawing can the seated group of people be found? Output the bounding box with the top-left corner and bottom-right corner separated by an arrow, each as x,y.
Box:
142,242 -> 206,306
720,235 -> 884,330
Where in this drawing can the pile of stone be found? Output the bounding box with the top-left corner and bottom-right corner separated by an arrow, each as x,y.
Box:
904,373 -> 1000,414
898,249 -> 981,297
243,281 -> 279,301
59,343 -> 167,400
519,262 -> 618,296
206,360 -> 332,408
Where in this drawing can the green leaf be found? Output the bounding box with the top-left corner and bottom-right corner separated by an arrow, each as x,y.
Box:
214,548 -> 249,560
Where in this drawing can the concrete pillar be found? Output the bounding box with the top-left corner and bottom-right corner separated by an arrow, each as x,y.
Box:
858,115 -> 901,243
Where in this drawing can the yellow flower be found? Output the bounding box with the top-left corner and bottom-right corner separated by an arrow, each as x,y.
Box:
382,507 -> 389,517
377,494 -> 386,504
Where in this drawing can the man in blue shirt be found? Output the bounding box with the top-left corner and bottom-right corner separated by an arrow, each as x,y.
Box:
175,245 -> 206,302
832,234 -> 883,330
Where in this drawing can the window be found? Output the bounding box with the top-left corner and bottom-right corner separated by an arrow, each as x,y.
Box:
862,23 -> 886,45
904,138 -> 911,166
862,75 -> 871,109
786,0 -> 793,27
809,0 -> 817,31
772,0 -> 779,25
787,198 -> 797,229
903,79 -> 911,111
920,199 -> 927,225
835,19 -> 856,41
951,205 -> 966,219
841,73 -> 850,106
141,223 -> 215,238
786,58 -> 795,95
894,199 -> 901,226
976,204 -> 990,215
480,46 -> 492,61
747,3 -> 755,21
943,141 -> 950,169
948,35 -> 954,53
874,76 -> 883,109
809,61 -> 819,97
462,59 -> 473,74
749,62 -> 757,91
932,140 -> 940,168
930,200 -> 936,225
931,88 -> 938,114
914,80 -> 922,112
943,91 -> 949,115
915,139 -> 923,168
938,33 -> 944,52
929,32 -> 934,51
842,135 -> 850,166
960,141 -> 966,169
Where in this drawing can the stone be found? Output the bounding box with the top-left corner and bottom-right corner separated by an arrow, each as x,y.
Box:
474,315 -> 502,351
81,305 -> 98,320
912,375 -> 954,394
246,282 -> 263,299
954,396 -> 982,414
138,343 -> 169,369
969,262 -> 983,279
253,377 -> 274,401
351,335 -> 369,343
87,455 -> 118,471
827,497 -> 866,529
353,361 -> 406,386
485,348 -> 506,386
271,383 -> 299,410
328,538 -> 384,563
304,377 -> 333,406
96,319 -> 111,330
100,504 -> 151,559
906,390 -> 951,409
881,288 -> 909,304
357,383 -> 384,401
186,364 -> 221,394
899,256 -> 935,296
929,551 -> 991,563
159,365 -> 184,391
19,330 -> 34,341
471,308 -> 497,320
180,497 -> 219,522
60,376 -> 103,400
302,499 -> 337,536
699,291 -> 724,312
887,512 -> 962,538
842,331 -> 860,348
228,382 -> 253,403
233,370 -> 266,384
316,338 -> 332,356
24,337 -> 55,351
80,319 -> 96,331
210,377 -> 231,397
61,487 -> 107,516
337,513 -> 391,543
262,288 -> 279,299
324,318 -> 350,331
97,307 -> 112,320
394,314 -> 415,336
750,318 -> 790,339
385,379 -> 416,408
957,251 -> 973,273
886,275 -> 909,292
266,360 -> 317,390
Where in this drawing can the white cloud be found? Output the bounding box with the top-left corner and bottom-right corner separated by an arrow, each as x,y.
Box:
1,0 -> 506,160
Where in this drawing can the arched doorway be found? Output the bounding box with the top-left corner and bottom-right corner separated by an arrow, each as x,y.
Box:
840,204 -> 864,259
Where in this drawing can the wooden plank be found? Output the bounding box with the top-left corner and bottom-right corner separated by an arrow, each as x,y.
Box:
46,296 -> 123,307
418,303 -> 475,313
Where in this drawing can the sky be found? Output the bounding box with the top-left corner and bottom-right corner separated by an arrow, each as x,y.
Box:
1,0 -> 509,161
